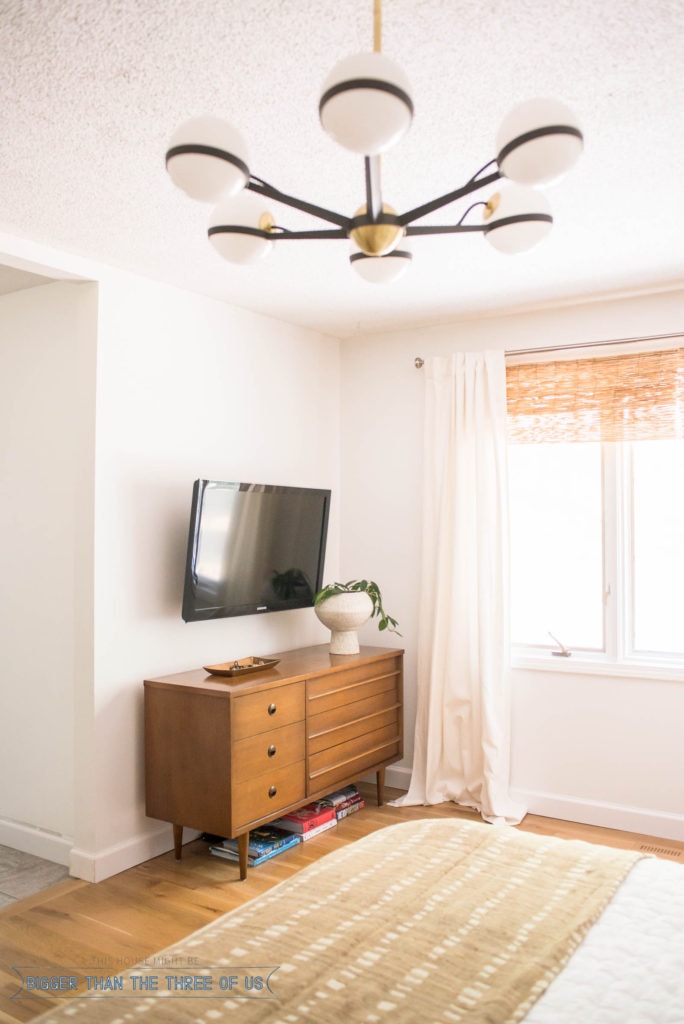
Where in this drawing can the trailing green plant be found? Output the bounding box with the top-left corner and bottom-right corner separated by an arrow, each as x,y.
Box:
314,579 -> 401,635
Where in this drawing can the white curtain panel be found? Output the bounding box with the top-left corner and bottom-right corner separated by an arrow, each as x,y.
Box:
394,351 -> 525,824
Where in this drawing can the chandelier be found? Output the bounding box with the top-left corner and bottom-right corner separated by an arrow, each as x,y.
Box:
165,1 -> 583,284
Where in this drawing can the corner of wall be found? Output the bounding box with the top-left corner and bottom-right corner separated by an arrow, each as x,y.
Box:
70,825 -> 200,883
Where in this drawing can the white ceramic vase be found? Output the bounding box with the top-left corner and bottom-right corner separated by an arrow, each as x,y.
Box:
314,591 -> 373,654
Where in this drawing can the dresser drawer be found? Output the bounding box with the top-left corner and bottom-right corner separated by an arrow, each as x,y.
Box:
308,738 -> 401,795
308,705 -> 399,756
232,721 -> 305,782
306,670 -> 400,718
232,681 -> 305,737
231,762 -> 306,827
306,658 -> 402,701
309,721 -> 401,776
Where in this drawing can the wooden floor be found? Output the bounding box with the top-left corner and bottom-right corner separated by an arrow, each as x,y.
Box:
1,785 -> 682,1024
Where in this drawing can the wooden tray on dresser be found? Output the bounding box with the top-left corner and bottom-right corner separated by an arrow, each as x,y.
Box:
203,656 -> 280,677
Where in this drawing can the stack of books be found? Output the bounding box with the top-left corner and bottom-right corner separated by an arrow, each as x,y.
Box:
319,784 -> 365,820
272,802 -> 337,840
208,784 -> 367,868
209,823 -> 301,866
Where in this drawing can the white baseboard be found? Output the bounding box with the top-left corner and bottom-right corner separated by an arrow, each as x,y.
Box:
365,769 -> 684,843
383,764 -> 411,792
13,776 -> 676,883
73,768 -> 412,882
513,788 -> 684,843
0,817 -> 72,866
70,825 -> 201,883
362,764 -> 411,794
60,771 -> 684,882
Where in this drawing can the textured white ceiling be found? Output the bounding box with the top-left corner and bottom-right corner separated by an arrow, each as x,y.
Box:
0,0 -> 682,337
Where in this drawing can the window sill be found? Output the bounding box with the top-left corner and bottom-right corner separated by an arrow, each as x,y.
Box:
511,654 -> 684,683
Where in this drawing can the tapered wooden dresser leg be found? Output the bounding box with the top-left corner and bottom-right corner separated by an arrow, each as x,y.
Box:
238,833 -> 249,880
376,766 -> 386,806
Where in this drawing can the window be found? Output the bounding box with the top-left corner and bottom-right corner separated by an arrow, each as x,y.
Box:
506,345 -> 684,667
508,442 -> 604,652
630,440 -> 684,656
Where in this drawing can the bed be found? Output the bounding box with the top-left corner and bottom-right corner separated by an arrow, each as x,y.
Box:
24,818 -> 684,1023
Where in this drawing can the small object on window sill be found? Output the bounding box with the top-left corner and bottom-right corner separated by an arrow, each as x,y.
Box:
548,631 -> 571,657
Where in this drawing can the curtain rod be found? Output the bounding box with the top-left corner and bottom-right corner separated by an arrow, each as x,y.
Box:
414,330 -> 684,367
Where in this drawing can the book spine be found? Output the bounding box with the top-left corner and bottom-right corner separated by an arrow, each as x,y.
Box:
219,835 -> 296,856
209,845 -> 241,862
248,841 -> 300,865
209,838 -> 300,865
336,799 -> 365,820
299,818 -> 337,841
275,811 -> 335,834
335,794 -> 363,810
320,787 -> 359,807
301,812 -> 335,832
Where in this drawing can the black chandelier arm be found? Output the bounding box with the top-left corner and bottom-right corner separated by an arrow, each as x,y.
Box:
269,226 -> 348,240
405,212 -> 553,238
405,223 -> 487,236
246,176 -> 350,229
398,166 -> 502,227
208,225 -> 347,242
484,212 -> 553,232
208,214 -> 552,243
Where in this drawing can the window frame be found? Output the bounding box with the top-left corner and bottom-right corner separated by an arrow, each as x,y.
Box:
509,438 -> 684,679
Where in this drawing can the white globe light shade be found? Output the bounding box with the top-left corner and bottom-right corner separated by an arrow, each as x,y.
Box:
496,98 -> 583,186
166,117 -> 249,203
208,193 -> 274,264
484,184 -> 553,254
350,244 -> 412,283
320,52 -> 413,155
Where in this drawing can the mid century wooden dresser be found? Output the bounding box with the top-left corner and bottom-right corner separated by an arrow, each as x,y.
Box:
144,644 -> 403,877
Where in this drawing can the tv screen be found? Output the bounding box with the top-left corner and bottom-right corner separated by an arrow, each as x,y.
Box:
182,480 -> 331,622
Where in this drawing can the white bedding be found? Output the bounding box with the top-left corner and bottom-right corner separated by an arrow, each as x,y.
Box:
527,857 -> 684,1023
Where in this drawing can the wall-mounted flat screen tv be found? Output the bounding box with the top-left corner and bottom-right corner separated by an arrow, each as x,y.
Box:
182,480 -> 331,622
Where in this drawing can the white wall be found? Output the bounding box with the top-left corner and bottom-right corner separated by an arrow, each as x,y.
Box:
70,271 -> 341,880
0,234 -> 341,880
511,666 -> 684,837
0,281 -> 98,863
342,287 -> 684,840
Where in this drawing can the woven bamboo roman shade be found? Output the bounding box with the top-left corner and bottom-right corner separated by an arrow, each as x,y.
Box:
506,347 -> 684,443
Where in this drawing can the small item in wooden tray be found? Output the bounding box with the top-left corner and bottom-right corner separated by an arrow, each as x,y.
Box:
203,656 -> 280,677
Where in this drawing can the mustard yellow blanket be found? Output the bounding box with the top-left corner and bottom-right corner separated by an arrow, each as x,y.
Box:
29,818 -> 641,1023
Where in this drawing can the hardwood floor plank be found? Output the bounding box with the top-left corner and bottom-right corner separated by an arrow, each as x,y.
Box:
1,785 -> 682,1024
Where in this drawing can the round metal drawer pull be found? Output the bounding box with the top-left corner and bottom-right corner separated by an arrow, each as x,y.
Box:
268,745 -> 277,757
268,703 -> 277,715
268,785 -> 277,798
